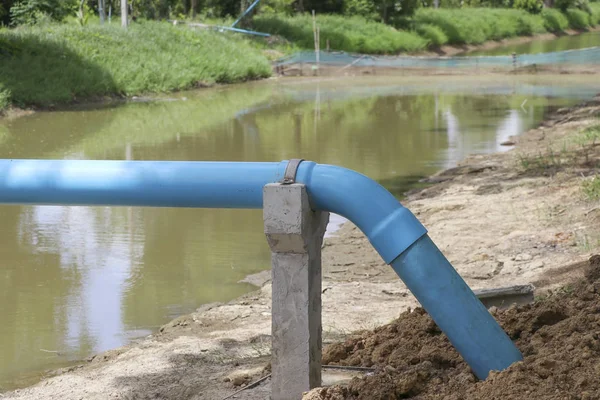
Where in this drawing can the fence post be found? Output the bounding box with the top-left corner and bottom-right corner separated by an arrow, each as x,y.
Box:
264,182 -> 329,400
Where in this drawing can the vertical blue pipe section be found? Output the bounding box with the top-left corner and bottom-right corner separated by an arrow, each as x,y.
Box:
390,235 -> 523,380
231,0 -> 262,27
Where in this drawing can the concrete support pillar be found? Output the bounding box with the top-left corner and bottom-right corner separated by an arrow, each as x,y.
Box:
263,183 -> 329,400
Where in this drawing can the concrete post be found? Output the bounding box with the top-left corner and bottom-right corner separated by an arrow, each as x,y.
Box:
263,183 -> 329,400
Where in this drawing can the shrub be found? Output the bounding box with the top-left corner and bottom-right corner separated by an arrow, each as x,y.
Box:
555,0 -> 576,10
566,8 -> 591,28
513,0 -> 543,13
414,8 -> 545,45
590,3 -> 600,25
416,23 -> 448,46
0,86 -> 10,112
515,11 -> 546,34
253,14 -> 428,54
542,8 -> 569,31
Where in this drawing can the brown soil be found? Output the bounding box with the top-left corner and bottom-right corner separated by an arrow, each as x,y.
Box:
306,255 -> 600,400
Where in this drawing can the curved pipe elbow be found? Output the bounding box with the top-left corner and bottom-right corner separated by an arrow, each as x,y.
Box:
295,161 -> 428,264
0,159 -> 425,264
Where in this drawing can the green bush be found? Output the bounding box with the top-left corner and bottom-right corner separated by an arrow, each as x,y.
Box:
416,23 -> 448,46
342,0 -> 379,20
9,0 -> 77,26
541,8 -> 569,31
413,8 -> 545,45
0,21 -> 271,108
590,3 -> 600,25
565,8 -> 591,28
0,86 -> 10,112
555,0 -> 577,10
514,10 -> 547,34
513,0 -> 543,13
253,14 -> 428,54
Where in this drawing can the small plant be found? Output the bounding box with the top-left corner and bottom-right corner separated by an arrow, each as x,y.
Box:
575,124 -> 600,163
558,284 -> 575,295
76,2 -> 91,27
582,175 -> 600,200
580,124 -> 600,144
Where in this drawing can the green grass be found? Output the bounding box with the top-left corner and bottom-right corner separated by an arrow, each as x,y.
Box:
565,8 -> 592,29
253,14 -> 428,54
413,8 -> 547,45
0,21 -> 271,111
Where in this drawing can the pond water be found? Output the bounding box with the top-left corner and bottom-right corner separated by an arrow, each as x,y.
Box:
468,31 -> 600,56
0,75 -> 599,391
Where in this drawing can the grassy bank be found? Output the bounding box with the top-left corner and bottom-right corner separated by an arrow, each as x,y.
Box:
253,14 -> 429,54
0,21 -> 271,112
1,6 -> 599,113
255,7 -> 600,52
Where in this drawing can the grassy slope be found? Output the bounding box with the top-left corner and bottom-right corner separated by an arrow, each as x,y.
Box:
253,14 -> 429,54
0,21 -> 272,110
1,6 -> 600,112
256,7 -> 600,52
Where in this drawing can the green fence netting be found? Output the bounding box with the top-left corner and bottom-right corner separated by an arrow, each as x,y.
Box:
275,46 -> 600,69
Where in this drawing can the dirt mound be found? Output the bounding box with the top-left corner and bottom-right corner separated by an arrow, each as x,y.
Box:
307,255 -> 600,400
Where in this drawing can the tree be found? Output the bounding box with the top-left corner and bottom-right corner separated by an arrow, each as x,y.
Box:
121,0 -> 126,26
8,0 -> 77,25
344,0 -> 420,22
98,0 -> 105,23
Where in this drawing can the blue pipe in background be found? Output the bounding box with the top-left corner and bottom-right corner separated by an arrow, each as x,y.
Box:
0,159 -> 522,379
231,0 -> 262,28
215,25 -> 271,37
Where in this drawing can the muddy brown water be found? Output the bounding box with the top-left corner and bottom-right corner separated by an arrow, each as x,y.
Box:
0,76 -> 599,391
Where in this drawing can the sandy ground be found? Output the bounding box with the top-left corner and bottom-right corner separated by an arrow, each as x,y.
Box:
3,98 -> 600,400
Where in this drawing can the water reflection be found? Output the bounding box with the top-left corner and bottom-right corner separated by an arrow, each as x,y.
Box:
0,77 -> 597,390
468,32 -> 600,56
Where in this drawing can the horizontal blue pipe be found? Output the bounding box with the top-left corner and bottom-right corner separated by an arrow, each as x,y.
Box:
0,159 -> 522,378
391,235 -> 523,379
0,160 -> 423,262
215,25 -> 271,37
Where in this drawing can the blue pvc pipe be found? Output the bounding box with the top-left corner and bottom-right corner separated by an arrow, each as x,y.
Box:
232,0 -> 262,27
0,160 -> 424,261
215,25 -> 271,37
0,159 -> 522,378
391,235 -> 523,379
